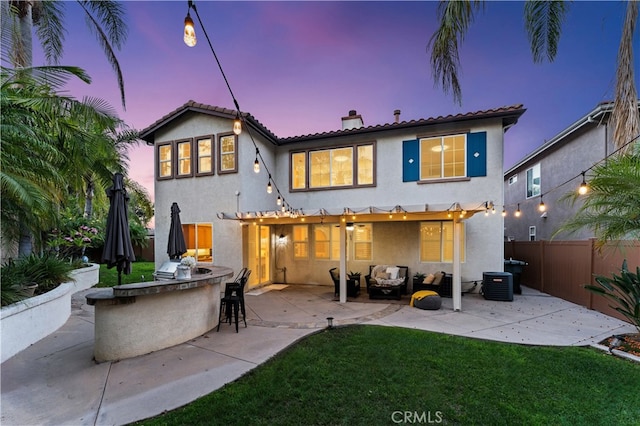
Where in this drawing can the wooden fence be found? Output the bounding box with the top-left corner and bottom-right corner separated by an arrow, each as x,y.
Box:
504,240 -> 639,323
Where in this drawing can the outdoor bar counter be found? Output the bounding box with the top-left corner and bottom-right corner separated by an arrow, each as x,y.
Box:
86,266 -> 233,363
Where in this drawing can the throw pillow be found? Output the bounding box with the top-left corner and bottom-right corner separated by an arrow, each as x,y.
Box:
376,271 -> 390,280
423,273 -> 435,284
386,266 -> 400,280
433,272 -> 444,285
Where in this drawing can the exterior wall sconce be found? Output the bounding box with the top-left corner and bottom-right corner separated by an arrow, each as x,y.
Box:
346,222 -> 354,231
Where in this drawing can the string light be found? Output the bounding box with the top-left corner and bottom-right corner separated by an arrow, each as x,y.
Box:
578,172 -> 588,195
266,179 -> 272,194
501,208 -> 506,217
183,7 -> 196,47
233,113 -> 242,135
538,195 -> 546,212
276,195 -> 282,206
254,148 -> 260,173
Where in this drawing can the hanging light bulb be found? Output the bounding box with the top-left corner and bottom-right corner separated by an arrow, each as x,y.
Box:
266,180 -> 272,194
183,12 -> 197,47
253,148 -> 260,173
578,172 -> 588,195
276,195 -> 282,206
538,195 -> 546,212
233,114 -> 242,135
501,208 -> 507,217
515,203 -> 521,217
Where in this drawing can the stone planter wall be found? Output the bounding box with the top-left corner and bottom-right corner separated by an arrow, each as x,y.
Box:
0,263 -> 99,363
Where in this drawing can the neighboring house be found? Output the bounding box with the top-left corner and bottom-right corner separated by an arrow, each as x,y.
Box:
140,101 -> 525,310
504,102 -> 623,242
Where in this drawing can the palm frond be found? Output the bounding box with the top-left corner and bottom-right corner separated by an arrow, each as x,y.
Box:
524,0 -> 569,63
428,0 -> 484,105
35,0 -> 66,65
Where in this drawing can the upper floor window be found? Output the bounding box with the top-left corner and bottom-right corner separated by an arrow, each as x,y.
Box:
526,164 -> 541,198
290,143 -> 375,191
508,175 -> 517,185
218,133 -> 237,174
196,136 -> 214,176
420,134 -> 466,180
420,221 -> 465,263
157,142 -> 172,179
403,132 -> 486,182
292,225 -> 309,259
176,139 -> 193,177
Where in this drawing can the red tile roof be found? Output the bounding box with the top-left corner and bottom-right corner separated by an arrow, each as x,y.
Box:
139,100 -> 525,145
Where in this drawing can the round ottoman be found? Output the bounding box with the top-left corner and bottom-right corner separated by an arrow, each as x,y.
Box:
412,290 -> 442,310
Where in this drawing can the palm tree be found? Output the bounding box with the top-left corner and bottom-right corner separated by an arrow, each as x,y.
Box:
428,0 -> 639,151
3,0 -> 128,109
0,65 -> 125,254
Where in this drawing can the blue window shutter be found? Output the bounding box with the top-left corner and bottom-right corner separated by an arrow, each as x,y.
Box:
403,139 -> 419,182
467,131 -> 487,177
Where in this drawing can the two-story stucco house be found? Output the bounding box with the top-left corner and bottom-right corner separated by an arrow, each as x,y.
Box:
503,101 -> 630,242
140,101 -> 525,310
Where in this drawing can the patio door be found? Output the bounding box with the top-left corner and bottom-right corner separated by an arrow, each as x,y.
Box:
248,225 -> 270,288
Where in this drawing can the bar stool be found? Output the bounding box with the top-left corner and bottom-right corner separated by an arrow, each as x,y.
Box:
217,269 -> 251,332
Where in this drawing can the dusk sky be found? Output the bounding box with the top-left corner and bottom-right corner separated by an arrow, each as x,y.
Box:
32,1 -> 637,207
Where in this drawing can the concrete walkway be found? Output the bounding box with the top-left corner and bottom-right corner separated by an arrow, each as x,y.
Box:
1,284 -> 635,426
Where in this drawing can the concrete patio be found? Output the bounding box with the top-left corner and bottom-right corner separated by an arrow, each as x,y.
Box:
1,284 -> 635,425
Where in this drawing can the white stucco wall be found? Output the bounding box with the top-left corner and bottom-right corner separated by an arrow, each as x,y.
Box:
151,111 -> 509,290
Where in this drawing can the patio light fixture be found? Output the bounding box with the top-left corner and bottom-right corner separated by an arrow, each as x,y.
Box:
233,113 -> 242,135
346,222 -> 354,231
515,203 -> 521,217
326,317 -> 334,329
538,195 -> 546,212
266,176 -> 272,194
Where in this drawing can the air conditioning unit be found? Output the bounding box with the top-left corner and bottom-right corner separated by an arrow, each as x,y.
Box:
482,272 -> 513,301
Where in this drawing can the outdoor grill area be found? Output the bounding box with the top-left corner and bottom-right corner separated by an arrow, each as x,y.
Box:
86,266 -> 232,362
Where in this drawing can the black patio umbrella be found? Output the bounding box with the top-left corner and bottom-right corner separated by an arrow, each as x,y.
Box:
167,202 -> 187,260
102,173 -> 136,286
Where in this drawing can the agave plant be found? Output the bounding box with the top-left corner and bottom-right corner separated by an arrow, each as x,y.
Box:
586,260 -> 640,331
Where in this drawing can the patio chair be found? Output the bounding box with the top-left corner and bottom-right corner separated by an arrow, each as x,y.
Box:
329,268 -> 361,298
217,269 -> 251,332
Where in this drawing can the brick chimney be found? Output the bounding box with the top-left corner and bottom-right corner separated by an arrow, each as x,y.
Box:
341,110 -> 364,130
394,109 -> 401,123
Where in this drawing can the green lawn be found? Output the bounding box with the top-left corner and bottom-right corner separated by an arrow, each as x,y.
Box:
135,325 -> 640,426
98,261 -> 156,287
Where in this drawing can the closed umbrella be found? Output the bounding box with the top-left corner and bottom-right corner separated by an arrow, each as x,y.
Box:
167,202 -> 187,260
102,173 -> 136,286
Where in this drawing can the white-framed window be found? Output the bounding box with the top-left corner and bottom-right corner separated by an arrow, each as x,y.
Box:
420,134 -> 466,180
292,225 -> 308,259
182,223 -> 213,262
290,143 -> 375,191
352,223 -> 372,261
529,226 -> 536,241
313,225 -> 341,260
508,175 -> 517,185
526,164 -> 541,198
419,221 -> 465,262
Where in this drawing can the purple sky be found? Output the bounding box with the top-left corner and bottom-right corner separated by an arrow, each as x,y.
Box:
33,1 -> 636,207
